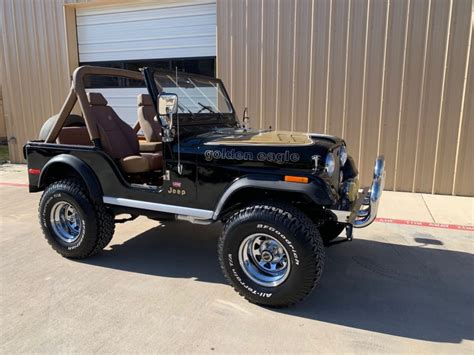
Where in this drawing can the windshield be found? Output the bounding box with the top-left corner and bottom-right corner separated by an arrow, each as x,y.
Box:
153,72 -> 233,114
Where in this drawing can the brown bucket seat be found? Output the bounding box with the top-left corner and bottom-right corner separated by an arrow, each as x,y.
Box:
87,92 -> 162,174
137,94 -> 162,142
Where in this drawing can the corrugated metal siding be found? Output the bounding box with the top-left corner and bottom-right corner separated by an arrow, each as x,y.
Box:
217,0 -> 474,196
1,0 -> 472,196
0,0 -> 75,163
0,86 -> 6,139
453,3 -> 474,196
76,1 -> 216,62
0,0 -> 216,163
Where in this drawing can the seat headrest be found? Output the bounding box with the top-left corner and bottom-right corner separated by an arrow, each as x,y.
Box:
137,94 -> 153,107
87,92 -> 108,106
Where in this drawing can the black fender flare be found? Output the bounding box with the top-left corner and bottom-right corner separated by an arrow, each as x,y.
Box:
38,154 -> 102,203
212,176 -> 337,220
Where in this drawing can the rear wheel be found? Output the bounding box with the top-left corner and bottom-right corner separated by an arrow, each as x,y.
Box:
39,179 -> 115,258
218,203 -> 325,307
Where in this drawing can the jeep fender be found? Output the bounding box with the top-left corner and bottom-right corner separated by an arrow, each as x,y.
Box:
38,154 -> 102,203
212,176 -> 337,219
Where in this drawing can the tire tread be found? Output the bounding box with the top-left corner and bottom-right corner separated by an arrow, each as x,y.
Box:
218,202 -> 324,307
39,178 -> 115,259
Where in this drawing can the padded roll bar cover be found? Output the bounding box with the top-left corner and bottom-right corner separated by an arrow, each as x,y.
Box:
72,66 -> 145,141
45,66 -> 145,144
45,85 -> 77,143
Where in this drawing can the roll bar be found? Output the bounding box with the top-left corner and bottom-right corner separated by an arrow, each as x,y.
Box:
45,65 -> 146,144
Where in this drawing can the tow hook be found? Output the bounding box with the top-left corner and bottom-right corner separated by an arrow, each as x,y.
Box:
345,224 -> 353,241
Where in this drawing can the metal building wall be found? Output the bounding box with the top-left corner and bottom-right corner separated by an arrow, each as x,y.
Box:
0,0 -> 212,161
217,0 -> 473,196
0,0 -> 78,163
0,86 -> 6,139
1,0 -> 472,196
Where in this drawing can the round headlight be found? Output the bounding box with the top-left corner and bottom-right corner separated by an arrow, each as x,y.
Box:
340,145 -> 348,166
325,152 -> 335,176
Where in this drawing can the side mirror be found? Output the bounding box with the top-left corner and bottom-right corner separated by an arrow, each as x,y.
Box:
157,93 -> 178,143
158,93 -> 178,116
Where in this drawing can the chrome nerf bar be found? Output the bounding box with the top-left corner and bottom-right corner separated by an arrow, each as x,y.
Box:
329,156 -> 385,228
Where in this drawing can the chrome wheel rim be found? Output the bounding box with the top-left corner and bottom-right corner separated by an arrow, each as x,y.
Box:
238,233 -> 291,287
50,201 -> 82,243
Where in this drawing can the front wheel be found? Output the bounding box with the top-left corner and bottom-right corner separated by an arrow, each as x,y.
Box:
218,203 -> 325,307
39,179 -> 115,259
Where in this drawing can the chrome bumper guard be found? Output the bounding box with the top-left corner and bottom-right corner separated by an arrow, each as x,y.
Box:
329,156 -> 385,228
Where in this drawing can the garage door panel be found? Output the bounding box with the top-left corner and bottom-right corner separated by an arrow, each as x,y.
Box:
76,3 -> 216,26
77,17 -> 216,43
76,11 -> 216,29
79,34 -> 215,53
77,2 -> 216,62
79,46 -> 215,63
79,38 -> 216,62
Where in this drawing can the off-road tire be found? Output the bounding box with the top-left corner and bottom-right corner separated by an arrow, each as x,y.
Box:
39,179 -> 115,258
319,222 -> 346,244
218,203 -> 325,307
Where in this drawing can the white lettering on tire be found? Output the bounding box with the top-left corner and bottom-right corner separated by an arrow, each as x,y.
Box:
227,253 -> 272,298
256,224 -> 300,265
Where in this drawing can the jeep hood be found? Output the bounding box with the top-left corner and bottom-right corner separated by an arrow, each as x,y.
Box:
196,128 -> 343,148
176,128 -> 344,176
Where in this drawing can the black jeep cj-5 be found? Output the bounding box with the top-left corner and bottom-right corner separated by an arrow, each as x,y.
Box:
25,66 -> 385,307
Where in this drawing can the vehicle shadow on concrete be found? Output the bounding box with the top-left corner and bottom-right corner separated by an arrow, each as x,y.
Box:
83,221 -> 474,344
288,233 -> 474,344
86,221 -> 226,284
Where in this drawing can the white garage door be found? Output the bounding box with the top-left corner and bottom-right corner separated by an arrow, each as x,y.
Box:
76,1 -> 216,125
76,1 -> 216,62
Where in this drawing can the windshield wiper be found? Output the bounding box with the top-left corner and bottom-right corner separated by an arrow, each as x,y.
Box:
178,102 -> 197,120
197,102 -> 216,113
197,102 -> 225,121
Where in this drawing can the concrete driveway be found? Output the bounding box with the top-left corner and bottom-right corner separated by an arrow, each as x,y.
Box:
1,165 -> 473,353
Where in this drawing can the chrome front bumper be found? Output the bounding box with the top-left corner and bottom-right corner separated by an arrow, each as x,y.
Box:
329,156 -> 386,228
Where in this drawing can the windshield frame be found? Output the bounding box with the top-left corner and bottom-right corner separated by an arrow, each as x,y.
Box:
146,68 -> 236,117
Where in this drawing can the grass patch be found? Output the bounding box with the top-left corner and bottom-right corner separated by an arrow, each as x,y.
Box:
0,145 -> 9,163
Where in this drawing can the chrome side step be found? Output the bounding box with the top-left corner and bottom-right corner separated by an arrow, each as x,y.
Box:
103,196 -> 214,220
